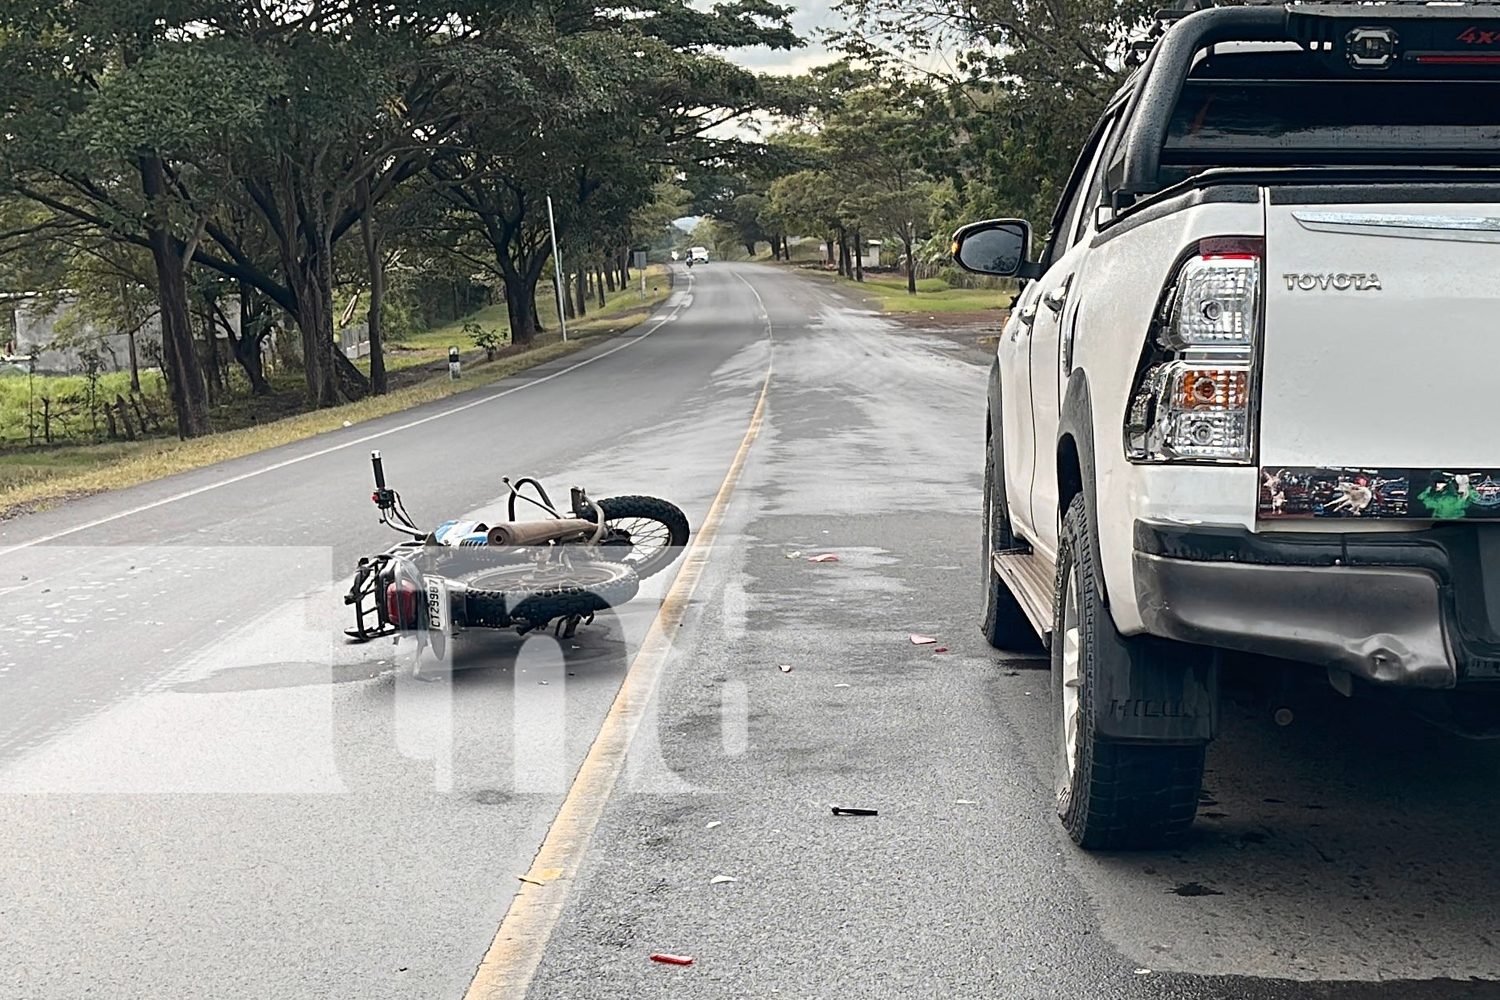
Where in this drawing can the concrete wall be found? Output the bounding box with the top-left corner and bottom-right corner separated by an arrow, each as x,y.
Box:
9,300 -> 164,376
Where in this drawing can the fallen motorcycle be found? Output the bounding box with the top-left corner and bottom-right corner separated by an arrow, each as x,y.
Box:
344,451 -> 689,661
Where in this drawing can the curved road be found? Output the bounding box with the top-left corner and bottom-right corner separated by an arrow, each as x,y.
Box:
2,263 -> 1498,999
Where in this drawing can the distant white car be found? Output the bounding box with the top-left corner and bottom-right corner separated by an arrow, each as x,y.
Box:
688,246 -> 709,264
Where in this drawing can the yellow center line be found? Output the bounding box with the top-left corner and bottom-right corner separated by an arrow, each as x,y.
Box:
462,295 -> 772,999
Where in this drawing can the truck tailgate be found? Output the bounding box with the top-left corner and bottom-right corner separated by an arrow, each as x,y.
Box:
1259,200 -> 1500,519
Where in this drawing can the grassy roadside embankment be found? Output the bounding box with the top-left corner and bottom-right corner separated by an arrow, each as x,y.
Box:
788,266 -> 1014,314
0,266 -> 672,520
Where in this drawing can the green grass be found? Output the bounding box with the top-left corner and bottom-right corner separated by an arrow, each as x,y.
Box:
0,265 -> 672,519
797,268 -> 1014,313
0,369 -> 172,448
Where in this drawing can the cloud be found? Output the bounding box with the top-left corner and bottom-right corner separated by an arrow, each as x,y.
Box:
720,0 -> 843,76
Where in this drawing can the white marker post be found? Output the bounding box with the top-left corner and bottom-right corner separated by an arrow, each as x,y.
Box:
546,195 -> 568,342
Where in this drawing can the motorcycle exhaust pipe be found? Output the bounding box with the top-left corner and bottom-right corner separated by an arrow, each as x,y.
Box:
486,518 -> 595,547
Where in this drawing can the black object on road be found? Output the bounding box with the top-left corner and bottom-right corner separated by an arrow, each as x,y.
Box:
831,806 -> 878,817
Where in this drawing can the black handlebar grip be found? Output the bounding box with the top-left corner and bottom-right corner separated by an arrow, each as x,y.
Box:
371,450 -> 387,489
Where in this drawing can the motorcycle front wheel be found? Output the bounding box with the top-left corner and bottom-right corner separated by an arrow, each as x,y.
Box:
582,495 -> 691,580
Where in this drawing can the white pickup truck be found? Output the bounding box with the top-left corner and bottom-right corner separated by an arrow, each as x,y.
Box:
956,0 -> 1500,850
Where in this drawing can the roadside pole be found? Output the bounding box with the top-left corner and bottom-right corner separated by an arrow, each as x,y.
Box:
546,196 -> 568,342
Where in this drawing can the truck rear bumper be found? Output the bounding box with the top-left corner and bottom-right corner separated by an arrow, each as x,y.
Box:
1133,520 -> 1500,689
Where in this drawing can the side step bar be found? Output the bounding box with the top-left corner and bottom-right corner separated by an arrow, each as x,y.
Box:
992,549 -> 1056,645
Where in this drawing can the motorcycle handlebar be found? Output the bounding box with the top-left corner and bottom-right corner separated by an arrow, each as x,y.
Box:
371,450 -> 387,490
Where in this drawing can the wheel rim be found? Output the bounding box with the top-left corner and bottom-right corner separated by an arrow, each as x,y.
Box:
1060,565 -> 1083,780
472,560 -> 626,592
605,516 -> 674,571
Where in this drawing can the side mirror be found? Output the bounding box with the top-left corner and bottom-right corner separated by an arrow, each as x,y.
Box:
951,219 -> 1042,280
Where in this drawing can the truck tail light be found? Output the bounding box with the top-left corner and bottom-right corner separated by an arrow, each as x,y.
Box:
1124,240 -> 1262,464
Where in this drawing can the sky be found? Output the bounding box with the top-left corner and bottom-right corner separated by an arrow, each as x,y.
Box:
722,1 -> 843,76
671,3 -> 847,233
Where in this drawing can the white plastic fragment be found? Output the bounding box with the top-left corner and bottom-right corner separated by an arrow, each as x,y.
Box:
705,821 -> 723,830
908,633 -> 937,645
709,875 -> 738,885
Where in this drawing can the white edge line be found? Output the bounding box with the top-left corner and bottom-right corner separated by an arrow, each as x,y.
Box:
0,270 -> 695,558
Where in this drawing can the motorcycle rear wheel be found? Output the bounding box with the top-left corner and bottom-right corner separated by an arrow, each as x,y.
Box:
465,558 -> 640,628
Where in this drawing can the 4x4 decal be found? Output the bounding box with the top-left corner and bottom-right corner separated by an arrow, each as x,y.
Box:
1457,26 -> 1500,44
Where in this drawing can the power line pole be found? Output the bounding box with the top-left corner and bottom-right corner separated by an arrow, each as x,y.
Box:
546,195 -> 568,342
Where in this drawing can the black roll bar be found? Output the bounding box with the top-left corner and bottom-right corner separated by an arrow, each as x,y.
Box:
1111,5 -> 1289,200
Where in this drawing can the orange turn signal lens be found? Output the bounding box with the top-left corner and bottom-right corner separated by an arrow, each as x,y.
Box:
1174,368 -> 1249,410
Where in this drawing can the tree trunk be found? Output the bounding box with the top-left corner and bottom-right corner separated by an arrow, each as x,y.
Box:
825,236 -> 835,267
359,178 -> 387,395
234,286 -> 272,395
745,240 -> 757,257
199,306 -> 222,403
139,155 -> 211,439
905,236 -> 917,294
560,272 -> 575,320
837,229 -> 850,277
595,267 -> 606,308
127,327 -> 141,392
507,282 -> 539,348
619,251 -> 629,287
574,264 -> 587,318
503,257 -> 550,349
281,165 -> 363,407
605,265 -> 616,293
853,229 -> 864,282
121,280 -> 143,393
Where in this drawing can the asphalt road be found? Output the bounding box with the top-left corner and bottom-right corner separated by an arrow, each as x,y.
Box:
3,262 -> 1500,1000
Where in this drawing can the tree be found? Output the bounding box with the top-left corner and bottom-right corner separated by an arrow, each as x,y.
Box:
832,0 -> 1147,226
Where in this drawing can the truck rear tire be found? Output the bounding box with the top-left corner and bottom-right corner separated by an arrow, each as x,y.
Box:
1053,494 -> 1204,850
982,426 -> 1043,652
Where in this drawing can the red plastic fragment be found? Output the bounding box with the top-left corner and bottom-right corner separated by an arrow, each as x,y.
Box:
932,647 -> 949,653
650,953 -> 695,966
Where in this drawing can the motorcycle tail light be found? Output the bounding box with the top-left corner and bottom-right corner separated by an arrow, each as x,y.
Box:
386,579 -> 421,628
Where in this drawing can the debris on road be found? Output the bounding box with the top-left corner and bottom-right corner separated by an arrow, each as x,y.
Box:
955,799 -> 978,805
807,553 -> 840,563
833,683 -> 850,688
650,954 -> 695,966
908,633 -> 937,645
705,821 -> 722,830
778,664 -> 793,673
1135,968 -> 1153,976
709,875 -> 738,885
785,551 -> 802,559
832,805 -> 879,817
517,875 -> 545,886
932,646 -> 949,653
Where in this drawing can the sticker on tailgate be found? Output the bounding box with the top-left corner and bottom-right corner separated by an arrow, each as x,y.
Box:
1260,467 -> 1500,520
